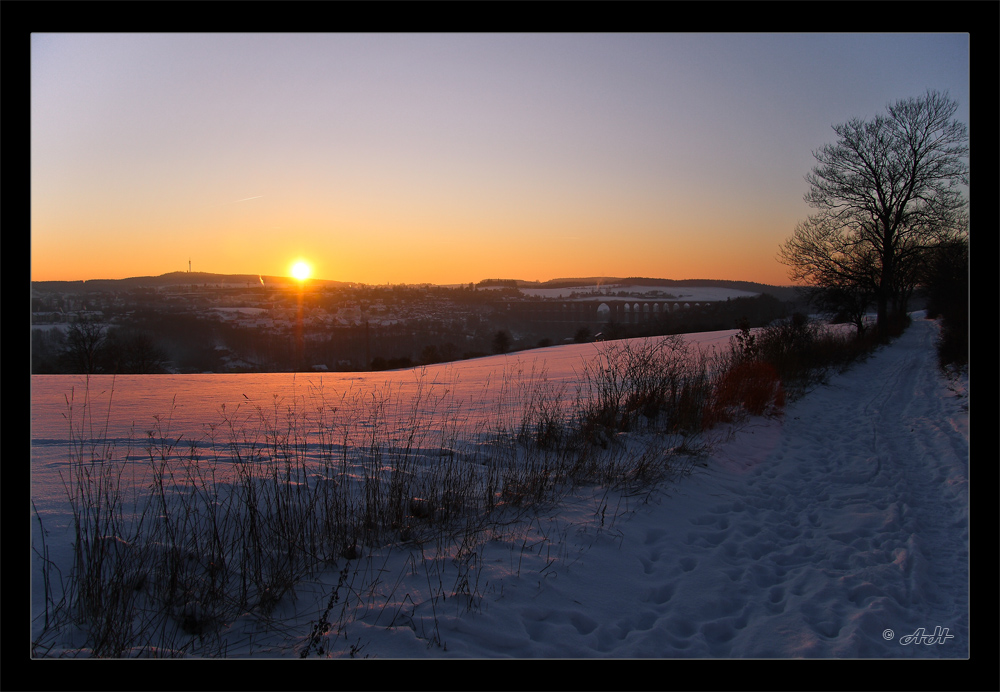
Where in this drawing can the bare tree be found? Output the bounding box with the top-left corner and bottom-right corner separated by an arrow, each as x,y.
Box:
64,319 -> 107,373
780,91 -> 968,337
779,214 -> 880,336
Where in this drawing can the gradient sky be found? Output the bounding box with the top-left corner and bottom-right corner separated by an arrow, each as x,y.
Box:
31,33 -> 969,286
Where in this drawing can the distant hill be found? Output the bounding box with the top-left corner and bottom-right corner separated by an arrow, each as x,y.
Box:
31,272 -> 351,292
32,271 -> 805,303
529,277 -> 622,289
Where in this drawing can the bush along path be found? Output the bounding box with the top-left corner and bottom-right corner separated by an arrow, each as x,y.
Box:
425,316 -> 969,657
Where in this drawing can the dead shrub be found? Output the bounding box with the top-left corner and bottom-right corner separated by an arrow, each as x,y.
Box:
707,360 -> 784,426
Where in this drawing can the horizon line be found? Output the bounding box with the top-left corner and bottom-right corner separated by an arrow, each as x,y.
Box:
31,270 -> 801,288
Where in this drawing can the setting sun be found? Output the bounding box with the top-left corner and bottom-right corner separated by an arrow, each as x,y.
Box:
290,261 -> 311,281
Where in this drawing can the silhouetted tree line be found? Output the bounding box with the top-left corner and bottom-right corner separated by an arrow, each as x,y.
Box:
33,287 -> 806,375
31,319 -> 170,374
476,279 -> 520,288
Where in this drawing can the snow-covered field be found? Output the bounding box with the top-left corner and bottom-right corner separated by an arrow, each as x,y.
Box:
30,316 -> 969,659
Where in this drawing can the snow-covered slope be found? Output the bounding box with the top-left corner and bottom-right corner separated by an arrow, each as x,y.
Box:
30,316 -> 969,659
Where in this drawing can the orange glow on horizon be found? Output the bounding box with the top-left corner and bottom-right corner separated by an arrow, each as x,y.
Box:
29,207 -> 802,288
29,163 -> 803,288
29,242 -> 802,288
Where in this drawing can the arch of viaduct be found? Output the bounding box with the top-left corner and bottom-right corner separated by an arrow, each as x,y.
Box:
504,299 -> 711,325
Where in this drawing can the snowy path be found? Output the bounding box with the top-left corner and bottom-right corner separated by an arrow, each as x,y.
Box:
422,317 -> 969,658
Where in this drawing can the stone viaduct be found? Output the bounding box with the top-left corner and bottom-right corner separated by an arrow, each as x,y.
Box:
502,298 -> 711,326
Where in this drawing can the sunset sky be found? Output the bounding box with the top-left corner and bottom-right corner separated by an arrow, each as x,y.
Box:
31,33 -> 969,286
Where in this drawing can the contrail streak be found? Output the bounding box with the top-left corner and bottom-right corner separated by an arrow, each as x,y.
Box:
212,195 -> 263,207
